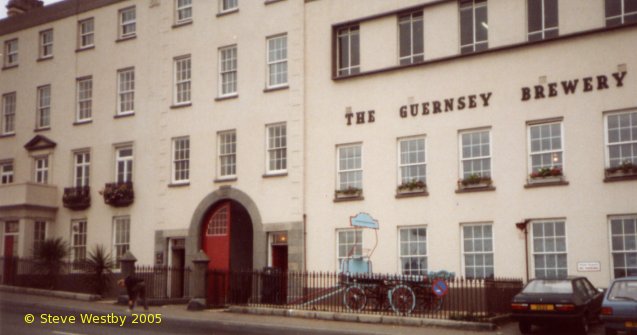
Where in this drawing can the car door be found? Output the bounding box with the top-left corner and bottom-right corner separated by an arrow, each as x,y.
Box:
582,278 -> 603,314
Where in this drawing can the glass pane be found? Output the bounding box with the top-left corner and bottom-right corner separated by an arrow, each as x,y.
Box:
545,0 -> 559,28
528,0 -> 542,32
606,0 -> 621,17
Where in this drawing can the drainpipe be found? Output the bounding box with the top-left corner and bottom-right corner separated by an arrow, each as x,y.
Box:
516,219 -> 531,282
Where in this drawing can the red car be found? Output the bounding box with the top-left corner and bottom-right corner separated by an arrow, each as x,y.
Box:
511,277 -> 604,334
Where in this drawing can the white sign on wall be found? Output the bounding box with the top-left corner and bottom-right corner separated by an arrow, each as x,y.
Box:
577,262 -> 601,272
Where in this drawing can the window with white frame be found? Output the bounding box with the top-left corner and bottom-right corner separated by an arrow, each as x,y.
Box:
116,146 -> 133,183
117,68 -> 135,115
1,161 -> 13,184
2,92 -> 16,135
337,144 -> 362,192
610,215 -> 637,278
113,216 -> 130,268
460,129 -> 491,180
398,11 -> 424,65
532,220 -> 567,279
174,56 -> 191,105
218,130 -> 237,178
39,29 -> 53,59
74,151 -> 90,187
78,18 -> 94,49
399,227 -> 427,275
463,224 -> 494,279
606,0 -> 637,26
175,0 -> 192,24
459,0 -> 488,54
266,123 -> 287,174
336,25 -> 360,76
398,137 -> 426,189
528,121 -> 563,178
33,221 -> 46,256
219,46 -> 237,97
267,35 -> 288,88
337,229 -> 362,270
3,39 -> 18,67
71,220 -> 87,263
172,137 -> 190,183
220,0 -> 238,13
34,156 -> 49,184
528,0 -> 558,41
206,205 -> 229,236
76,77 -> 92,122
606,110 -> 637,169
119,7 -> 136,39
36,85 -> 51,129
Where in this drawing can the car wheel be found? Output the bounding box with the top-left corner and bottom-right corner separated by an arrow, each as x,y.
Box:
604,328 -> 617,335
518,321 -> 532,334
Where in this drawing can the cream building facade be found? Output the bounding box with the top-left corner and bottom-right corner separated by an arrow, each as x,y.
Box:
0,0 -> 635,289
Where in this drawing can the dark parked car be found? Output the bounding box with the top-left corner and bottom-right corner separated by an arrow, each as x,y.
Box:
601,276 -> 637,335
511,277 -> 604,334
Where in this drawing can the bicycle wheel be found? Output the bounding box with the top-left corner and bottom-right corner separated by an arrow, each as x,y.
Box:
389,284 -> 416,315
343,285 -> 367,311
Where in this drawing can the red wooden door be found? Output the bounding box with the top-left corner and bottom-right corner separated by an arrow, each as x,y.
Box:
3,235 -> 16,284
202,202 -> 231,306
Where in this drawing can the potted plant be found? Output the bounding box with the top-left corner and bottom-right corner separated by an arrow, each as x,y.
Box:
458,173 -> 492,188
397,179 -> 426,194
605,160 -> 637,177
62,186 -> 91,210
335,186 -> 362,199
530,166 -> 563,179
100,182 -> 134,207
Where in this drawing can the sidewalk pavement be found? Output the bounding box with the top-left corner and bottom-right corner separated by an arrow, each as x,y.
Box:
0,285 -> 505,334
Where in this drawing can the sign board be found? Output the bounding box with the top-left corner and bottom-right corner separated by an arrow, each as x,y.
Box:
431,279 -> 449,297
350,212 -> 379,230
577,262 -> 601,272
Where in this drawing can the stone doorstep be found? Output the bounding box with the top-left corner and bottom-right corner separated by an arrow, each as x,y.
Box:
226,305 -> 496,331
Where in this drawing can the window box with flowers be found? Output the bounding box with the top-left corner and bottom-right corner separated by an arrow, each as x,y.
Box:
100,182 -> 134,207
62,186 -> 91,210
605,160 -> 637,182
396,179 -> 428,198
457,174 -> 494,192
334,187 -> 363,202
526,166 -> 568,186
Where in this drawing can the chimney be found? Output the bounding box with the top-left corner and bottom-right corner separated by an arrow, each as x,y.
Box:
6,0 -> 44,17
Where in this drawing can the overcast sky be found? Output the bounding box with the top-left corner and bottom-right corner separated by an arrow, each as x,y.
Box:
1,0 -> 63,19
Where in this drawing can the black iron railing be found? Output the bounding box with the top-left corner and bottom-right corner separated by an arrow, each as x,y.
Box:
62,186 -> 91,210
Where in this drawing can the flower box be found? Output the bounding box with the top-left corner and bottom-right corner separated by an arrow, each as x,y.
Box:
396,180 -> 427,194
529,167 -> 564,184
101,182 -> 134,207
605,161 -> 637,179
458,174 -> 493,189
334,187 -> 362,199
62,186 -> 91,210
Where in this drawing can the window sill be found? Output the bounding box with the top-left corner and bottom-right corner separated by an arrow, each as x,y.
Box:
37,56 -> 53,62
455,185 -> 496,194
333,195 -> 364,203
0,133 -> 16,138
395,189 -> 429,198
114,112 -> 135,119
73,120 -> 93,126
168,182 -> 190,188
263,172 -> 288,178
172,20 -> 193,29
75,46 -> 95,53
2,64 -> 18,70
170,103 -> 192,109
215,94 -> 238,102
264,85 -> 289,93
116,35 -> 137,43
34,127 -> 51,132
524,179 -> 569,188
265,0 -> 286,5
217,8 -> 239,17
214,177 -> 237,183
604,172 -> 637,183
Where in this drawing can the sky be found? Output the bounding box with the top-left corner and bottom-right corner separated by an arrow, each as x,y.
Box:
1,0 -> 63,19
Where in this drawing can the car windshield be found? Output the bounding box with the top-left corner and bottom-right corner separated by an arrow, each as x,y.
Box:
522,280 -> 573,294
608,280 -> 637,301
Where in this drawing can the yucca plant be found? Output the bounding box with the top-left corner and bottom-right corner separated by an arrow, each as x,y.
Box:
84,244 -> 114,296
33,237 -> 70,289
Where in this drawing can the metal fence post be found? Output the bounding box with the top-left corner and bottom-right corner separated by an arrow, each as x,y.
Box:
187,250 -> 210,311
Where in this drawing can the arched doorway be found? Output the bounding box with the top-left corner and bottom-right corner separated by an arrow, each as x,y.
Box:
201,199 -> 253,305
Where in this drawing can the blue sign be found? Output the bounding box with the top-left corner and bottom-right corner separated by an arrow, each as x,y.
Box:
350,213 -> 379,229
432,279 -> 449,297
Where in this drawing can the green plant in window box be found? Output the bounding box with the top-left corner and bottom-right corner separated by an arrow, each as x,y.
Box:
459,173 -> 492,187
530,166 -> 563,179
397,179 -> 426,192
335,187 -> 362,197
606,160 -> 637,175
99,182 -> 134,206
